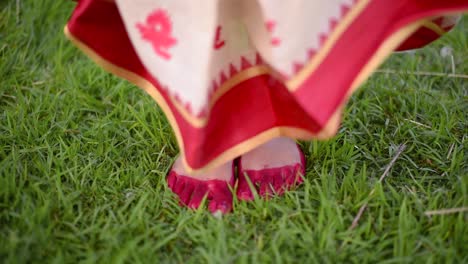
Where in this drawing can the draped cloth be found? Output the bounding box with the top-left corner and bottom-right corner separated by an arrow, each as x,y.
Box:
65,0 -> 467,173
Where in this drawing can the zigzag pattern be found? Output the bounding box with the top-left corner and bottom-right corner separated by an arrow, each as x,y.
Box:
209,52 -> 264,100
290,1 -> 354,76
169,0 -> 358,119
164,52 -> 264,119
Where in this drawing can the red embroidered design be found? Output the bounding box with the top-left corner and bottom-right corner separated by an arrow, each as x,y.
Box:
214,25 -> 225,50
289,2 -> 355,76
266,20 -> 281,46
136,9 -> 177,60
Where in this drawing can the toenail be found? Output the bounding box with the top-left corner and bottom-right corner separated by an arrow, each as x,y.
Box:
212,210 -> 223,219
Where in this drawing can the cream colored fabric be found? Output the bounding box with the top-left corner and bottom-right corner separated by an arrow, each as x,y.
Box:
114,0 -> 353,116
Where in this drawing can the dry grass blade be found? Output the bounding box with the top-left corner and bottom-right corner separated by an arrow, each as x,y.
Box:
403,118 -> 431,129
424,207 -> 468,216
349,144 -> 407,231
446,143 -> 455,160
376,69 -> 468,79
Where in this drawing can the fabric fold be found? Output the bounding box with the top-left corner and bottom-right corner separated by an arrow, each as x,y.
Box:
65,0 -> 467,173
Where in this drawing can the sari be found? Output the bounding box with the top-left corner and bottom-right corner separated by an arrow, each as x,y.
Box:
65,0 -> 467,173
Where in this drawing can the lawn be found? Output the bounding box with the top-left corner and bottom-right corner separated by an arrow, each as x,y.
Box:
1,1 -> 467,263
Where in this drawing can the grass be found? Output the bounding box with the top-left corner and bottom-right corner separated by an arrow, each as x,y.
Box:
0,1 -> 467,263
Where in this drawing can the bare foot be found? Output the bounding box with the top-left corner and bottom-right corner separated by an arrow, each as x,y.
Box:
167,158 -> 235,214
237,137 -> 305,201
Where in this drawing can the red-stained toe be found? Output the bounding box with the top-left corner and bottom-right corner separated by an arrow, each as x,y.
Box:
167,168 -> 235,214
237,144 -> 305,201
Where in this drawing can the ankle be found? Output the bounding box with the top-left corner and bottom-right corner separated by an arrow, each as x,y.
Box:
171,157 -> 234,182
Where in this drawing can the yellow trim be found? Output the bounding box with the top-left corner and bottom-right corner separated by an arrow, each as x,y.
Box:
81,0 -> 370,127
422,20 -> 447,36
135,0 -> 370,125
64,25 -> 338,174
324,21 -> 425,133
210,66 -> 271,109
348,21 -> 424,94
286,0 -> 371,90
64,8 -> 453,174
171,65 -> 272,127
308,13 -> 468,140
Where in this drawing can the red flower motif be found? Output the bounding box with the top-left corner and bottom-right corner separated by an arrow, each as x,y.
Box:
266,20 -> 281,46
213,25 -> 225,50
136,9 -> 177,60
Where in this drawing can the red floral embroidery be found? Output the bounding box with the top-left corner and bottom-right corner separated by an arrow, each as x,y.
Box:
136,9 -> 177,60
266,20 -> 281,46
213,25 -> 225,50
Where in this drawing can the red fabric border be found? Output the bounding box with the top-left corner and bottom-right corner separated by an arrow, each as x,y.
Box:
292,0 -> 468,129
67,0 -> 468,170
67,0 -> 318,169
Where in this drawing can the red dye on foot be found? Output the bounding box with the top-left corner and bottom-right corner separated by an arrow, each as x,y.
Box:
167,170 -> 234,214
236,145 -> 306,201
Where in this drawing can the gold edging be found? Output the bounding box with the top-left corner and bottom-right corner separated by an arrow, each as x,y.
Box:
286,0 -> 371,90
210,65 -> 271,107
323,20 -> 427,134
422,20 -> 447,36
63,10 -> 458,174
171,65 -> 272,127
347,21 -> 424,93
75,0 -> 345,128
64,25 -> 337,174
340,11 -> 468,109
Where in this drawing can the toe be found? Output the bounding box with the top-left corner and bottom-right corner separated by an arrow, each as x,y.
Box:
207,181 -> 233,213
283,166 -> 295,186
238,164 -> 304,200
284,164 -> 304,188
188,184 -> 208,209
259,173 -> 274,198
237,139 -> 306,200
236,172 -> 256,201
237,188 -> 254,201
284,165 -> 298,186
166,168 -> 234,213
208,199 -> 231,214
272,170 -> 286,195
173,177 -> 186,194
167,171 -> 177,189
178,179 -> 195,205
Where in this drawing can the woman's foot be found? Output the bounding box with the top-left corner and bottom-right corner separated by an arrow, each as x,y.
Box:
167,137 -> 305,212
237,137 -> 305,201
167,158 -> 235,214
